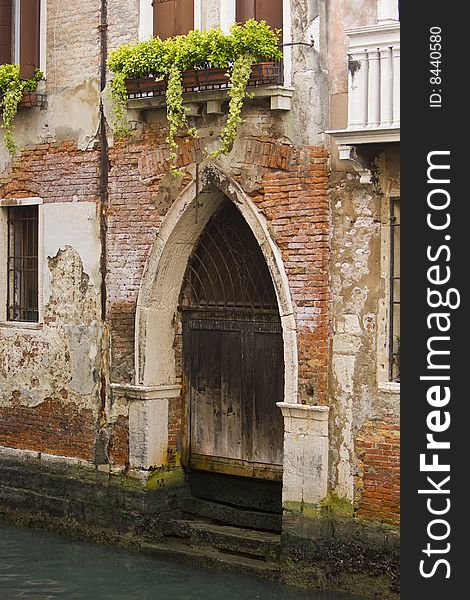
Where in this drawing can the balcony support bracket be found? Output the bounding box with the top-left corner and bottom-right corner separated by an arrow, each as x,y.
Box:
338,145 -> 372,184
206,99 -> 225,115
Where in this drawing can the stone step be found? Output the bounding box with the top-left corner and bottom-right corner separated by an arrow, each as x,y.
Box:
179,496 -> 282,532
164,518 -> 281,562
141,538 -> 280,582
189,470 -> 282,513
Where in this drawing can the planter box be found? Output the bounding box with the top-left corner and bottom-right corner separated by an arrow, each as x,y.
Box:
125,61 -> 283,99
19,92 -> 46,108
0,92 -> 46,109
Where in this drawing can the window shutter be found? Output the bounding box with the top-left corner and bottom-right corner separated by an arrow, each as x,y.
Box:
153,0 -> 193,39
236,0 -> 255,24
255,0 -> 283,32
0,0 -> 12,65
175,0 -> 193,36
236,0 -> 282,32
20,0 -> 41,79
153,0 -> 176,40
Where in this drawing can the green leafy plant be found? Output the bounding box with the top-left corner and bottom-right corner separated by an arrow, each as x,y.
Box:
0,64 -> 43,155
107,20 -> 282,174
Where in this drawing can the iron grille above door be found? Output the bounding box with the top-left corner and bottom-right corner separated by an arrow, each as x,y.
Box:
180,201 -> 278,312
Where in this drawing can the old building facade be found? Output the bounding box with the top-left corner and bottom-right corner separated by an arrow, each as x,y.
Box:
0,1 -> 399,596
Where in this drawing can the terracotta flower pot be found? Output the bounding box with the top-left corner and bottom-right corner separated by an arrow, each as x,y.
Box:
0,92 -> 45,109
195,67 -> 229,89
250,61 -> 277,84
125,76 -> 166,96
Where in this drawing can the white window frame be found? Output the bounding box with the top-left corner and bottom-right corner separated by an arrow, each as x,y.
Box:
377,194 -> 400,393
139,0 -> 153,41
12,0 -> 47,74
0,197 -> 44,329
219,0 -> 235,33
377,0 -> 399,24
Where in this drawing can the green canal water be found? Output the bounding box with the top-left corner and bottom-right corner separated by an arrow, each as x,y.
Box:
0,523 -> 364,599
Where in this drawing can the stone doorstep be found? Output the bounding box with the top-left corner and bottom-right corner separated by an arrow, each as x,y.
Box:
163,518 -> 281,562
179,496 -> 282,533
140,538 -> 280,582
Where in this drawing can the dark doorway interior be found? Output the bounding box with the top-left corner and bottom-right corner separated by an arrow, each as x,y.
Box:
180,200 -> 284,512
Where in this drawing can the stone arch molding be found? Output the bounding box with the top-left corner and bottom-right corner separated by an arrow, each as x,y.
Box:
116,164 -> 299,471
136,164 -> 298,398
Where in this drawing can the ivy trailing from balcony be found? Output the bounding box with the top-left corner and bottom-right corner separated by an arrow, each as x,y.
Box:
0,65 -> 43,155
107,20 -> 282,174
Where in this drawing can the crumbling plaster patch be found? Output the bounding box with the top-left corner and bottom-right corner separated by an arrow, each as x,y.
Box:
42,202 -> 101,305
0,245 -> 102,412
290,0 -> 328,145
329,181 -> 385,500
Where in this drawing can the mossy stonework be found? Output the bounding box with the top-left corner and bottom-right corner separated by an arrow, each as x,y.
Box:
0,0 -> 399,597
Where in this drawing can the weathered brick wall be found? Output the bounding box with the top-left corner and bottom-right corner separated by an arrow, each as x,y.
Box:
108,0 -> 139,49
0,142 -> 103,461
355,420 -> 400,523
329,148 -> 400,523
45,0 -> 100,92
108,415 -> 129,466
0,142 -> 100,202
0,399 -> 95,460
107,131 -> 171,382
106,126 -> 331,457
254,146 -> 330,403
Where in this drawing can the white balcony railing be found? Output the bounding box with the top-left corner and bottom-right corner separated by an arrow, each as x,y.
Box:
347,23 -> 400,133
329,22 -> 400,149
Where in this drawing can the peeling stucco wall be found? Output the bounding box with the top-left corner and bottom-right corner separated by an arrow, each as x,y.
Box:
326,0 -> 377,132
0,1 -> 400,527
0,240 -> 103,459
329,146 -> 400,521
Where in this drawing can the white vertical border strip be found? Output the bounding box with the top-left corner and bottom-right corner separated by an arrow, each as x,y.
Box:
194,0 -> 202,30
40,0 -> 47,73
37,202 -> 44,324
219,0 -> 235,33
14,0 -> 20,64
139,0 -> 153,41
282,0 -> 292,87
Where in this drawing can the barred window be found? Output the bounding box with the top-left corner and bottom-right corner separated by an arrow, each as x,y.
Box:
389,197 -> 400,381
7,204 -> 38,322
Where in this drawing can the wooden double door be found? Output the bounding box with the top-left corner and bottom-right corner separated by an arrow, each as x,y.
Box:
183,309 -> 284,481
180,201 -> 284,485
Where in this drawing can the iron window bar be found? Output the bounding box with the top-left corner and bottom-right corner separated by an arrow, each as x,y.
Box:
388,197 -> 400,382
7,206 -> 39,323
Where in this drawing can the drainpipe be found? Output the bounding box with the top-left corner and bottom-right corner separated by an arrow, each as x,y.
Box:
99,0 -> 109,321
95,0 -> 110,464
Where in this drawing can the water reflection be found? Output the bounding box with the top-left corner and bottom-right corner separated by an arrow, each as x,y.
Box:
0,523 -> 362,599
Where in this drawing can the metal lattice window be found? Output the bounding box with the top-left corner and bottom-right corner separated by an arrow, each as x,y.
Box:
7,205 -> 39,323
180,201 -> 278,312
389,197 -> 400,382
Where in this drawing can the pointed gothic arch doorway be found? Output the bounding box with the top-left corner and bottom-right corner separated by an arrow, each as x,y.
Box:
179,199 -> 284,511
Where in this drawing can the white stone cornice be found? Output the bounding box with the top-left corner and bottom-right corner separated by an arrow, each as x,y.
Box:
327,128 -> 400,145
346,22 -> 400,50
